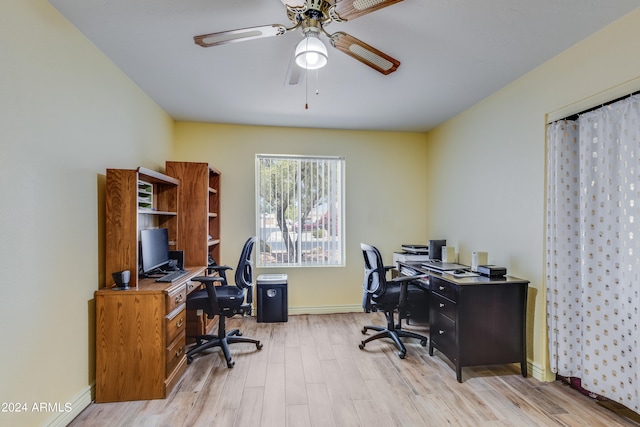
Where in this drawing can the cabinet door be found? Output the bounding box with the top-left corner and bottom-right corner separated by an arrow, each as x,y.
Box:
458,283 -> 525,366
95,292 -> 165,402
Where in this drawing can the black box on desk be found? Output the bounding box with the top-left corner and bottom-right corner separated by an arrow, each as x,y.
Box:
477,265 -> 507,277
257,274 -> 288,323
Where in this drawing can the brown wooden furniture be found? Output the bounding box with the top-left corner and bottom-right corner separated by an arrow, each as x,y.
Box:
95,268 -> 205,402
400,262 -> 528,382
165,161 -> 221,265
99,166 -> 208,401
104,167 -> 179,289
165,161 -> 221,338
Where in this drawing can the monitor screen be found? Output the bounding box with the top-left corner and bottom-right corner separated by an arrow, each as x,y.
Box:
139,228 -> 170,274
428,239 -> 446,261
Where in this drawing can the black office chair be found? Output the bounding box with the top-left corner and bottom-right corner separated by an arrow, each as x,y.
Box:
359,243 -> 429,359
186,236 -> 263,367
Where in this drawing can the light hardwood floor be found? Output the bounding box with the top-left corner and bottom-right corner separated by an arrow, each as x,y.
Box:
71,313 -> 640,426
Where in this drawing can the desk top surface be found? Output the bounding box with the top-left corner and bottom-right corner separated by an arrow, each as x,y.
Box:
97,265 -> 206,294
400,262 -> 529,286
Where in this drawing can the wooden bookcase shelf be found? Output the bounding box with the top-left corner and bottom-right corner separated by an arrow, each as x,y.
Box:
99,163 -> 226,402
166,161 -> 222,339
104,167 -> 179,289
99,165 -> 210,402
165,161 -> 221,266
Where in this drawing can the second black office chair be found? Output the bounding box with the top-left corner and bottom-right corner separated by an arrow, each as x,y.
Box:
186,236 -> 263,367
359,243 -> 429,359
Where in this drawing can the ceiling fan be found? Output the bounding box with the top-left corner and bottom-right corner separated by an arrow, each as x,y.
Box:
193,0 -> 403,79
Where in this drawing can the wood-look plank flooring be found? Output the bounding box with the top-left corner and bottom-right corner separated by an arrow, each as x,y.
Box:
70,313 -> 640,426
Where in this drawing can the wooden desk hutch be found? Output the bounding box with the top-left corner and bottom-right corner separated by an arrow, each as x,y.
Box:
95,163 -> 220,402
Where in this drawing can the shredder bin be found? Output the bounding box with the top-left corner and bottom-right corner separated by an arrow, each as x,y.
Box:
257,274 -> 288,323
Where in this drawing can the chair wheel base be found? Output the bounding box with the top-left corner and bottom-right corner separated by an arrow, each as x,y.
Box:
398,351 -> 406,359
257,342 -> 263,350
420,339 -> 427,346
187,356 -> 193,365
226,360 -> 235,368
361,327 -> 367,334
359,342 -> 365,350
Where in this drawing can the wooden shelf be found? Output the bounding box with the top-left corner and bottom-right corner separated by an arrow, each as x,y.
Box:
100,165 -> 197,403
166,161 -> 221,340
105,167 -> 179,289
166,161 -> 221,266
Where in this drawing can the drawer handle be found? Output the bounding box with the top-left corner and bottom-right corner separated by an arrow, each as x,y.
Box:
439,303 -> 445,308
439,286 -> 445,291
176,317 -> 184,328
187,282 -> 194,291
175,294 -> 184,304
438,330 -> 445,335
175,346 -> 184,358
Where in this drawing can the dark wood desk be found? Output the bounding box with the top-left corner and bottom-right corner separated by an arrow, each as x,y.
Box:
400,262 -> 528,382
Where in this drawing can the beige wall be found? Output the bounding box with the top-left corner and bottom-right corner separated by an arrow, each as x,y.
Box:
0,1 -> 174,425
424,8 -> 640,380
172,122 -> 429,312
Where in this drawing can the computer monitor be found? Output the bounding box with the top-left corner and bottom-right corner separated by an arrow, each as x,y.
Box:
428,239 -> 446,261
139,228 -> 170,274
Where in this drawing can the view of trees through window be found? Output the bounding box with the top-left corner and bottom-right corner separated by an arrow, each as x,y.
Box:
256,155 -> 344,267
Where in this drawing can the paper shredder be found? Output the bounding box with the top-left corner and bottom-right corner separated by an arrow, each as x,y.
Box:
256,274 -> 288,323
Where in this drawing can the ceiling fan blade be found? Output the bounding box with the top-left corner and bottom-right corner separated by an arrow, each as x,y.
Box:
194,24 -> 287,47
330,32 -> 400,75
332,0 -> 403,21
284,47 -> 305,86
279,0 -> 307,9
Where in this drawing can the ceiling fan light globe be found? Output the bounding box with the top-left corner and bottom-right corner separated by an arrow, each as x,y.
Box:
295,35 -> 328,70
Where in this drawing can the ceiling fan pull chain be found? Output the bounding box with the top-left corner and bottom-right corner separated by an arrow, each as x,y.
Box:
305,66 -> 309,109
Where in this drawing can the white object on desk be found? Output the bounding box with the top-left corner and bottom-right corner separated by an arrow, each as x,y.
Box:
393,251 -> 429,269
471,251 -> 488,272
442,246 -> 456,262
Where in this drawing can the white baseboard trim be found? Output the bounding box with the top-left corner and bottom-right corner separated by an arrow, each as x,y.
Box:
288,305 -> 361,315
46,384 -> 93,427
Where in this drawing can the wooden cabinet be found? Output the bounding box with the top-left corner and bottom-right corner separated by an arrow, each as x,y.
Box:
100,165 -> 208,402
95,269 -> 204,402
427,273 -> 528,382
165,161 -> 221,266
104,167 -> 179,289
165,161 -> 221,339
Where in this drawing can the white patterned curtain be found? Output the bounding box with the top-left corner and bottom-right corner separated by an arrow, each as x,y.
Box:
547,94 -> 640,411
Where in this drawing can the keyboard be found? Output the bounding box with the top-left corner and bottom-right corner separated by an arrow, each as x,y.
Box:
156,269 -> 189,283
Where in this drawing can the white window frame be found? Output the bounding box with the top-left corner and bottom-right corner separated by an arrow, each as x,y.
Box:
255,154 -> 345,267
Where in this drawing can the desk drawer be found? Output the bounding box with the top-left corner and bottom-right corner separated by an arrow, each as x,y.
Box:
431,292 -> 456,320
166,331 -> 186,377
166,284 -> 187,313
185,278 -> 199,295
166,306 -> 186,343
431,277 -> 458,302
431,310 -> 456,359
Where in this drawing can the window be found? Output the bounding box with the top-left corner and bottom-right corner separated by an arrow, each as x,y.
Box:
256,154 -> 344,267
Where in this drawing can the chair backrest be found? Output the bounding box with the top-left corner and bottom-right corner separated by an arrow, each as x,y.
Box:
234,236 -> 256,294
361,243 -> 388,301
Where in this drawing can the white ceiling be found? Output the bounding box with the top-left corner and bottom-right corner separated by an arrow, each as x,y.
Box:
49,0 -> 639,132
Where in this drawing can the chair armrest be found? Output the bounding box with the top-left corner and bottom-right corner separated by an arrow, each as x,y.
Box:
390,274 -> 429,283
192,276 -> 225,284
393,274 -> 429,307
207,265 -> 233,273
